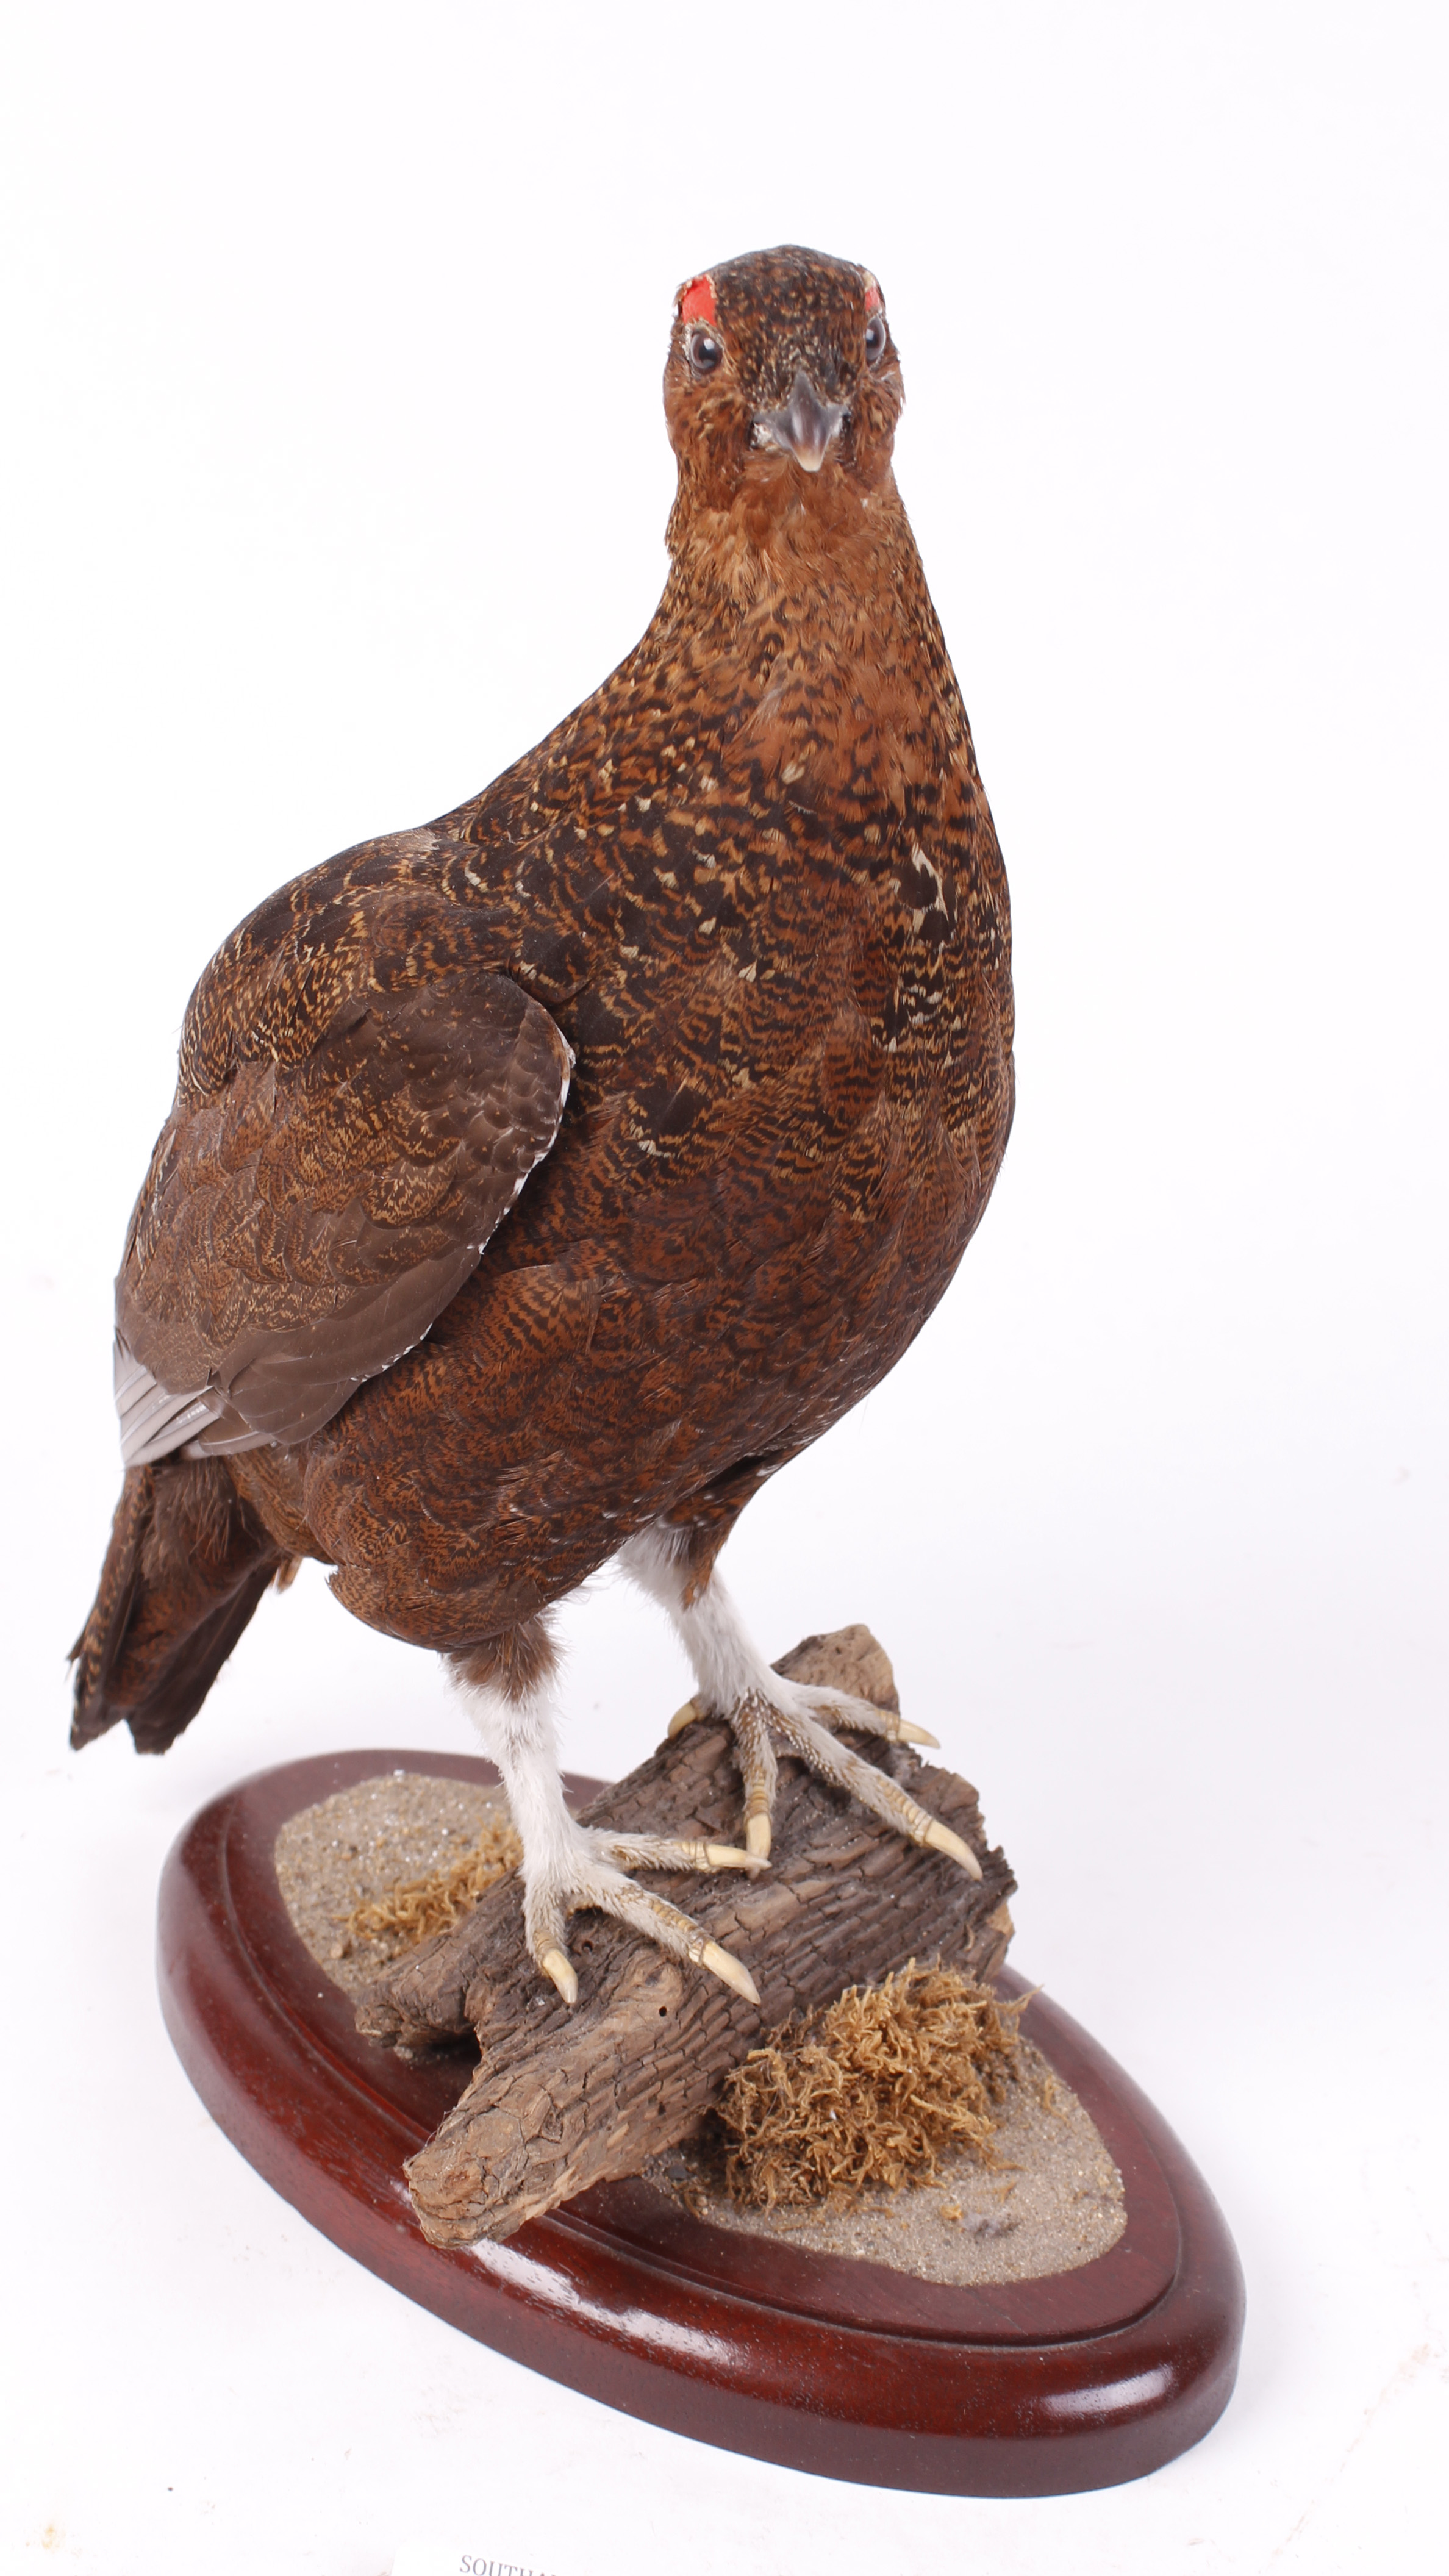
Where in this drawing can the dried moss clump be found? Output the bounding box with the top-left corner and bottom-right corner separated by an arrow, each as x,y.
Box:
716,1962 -> 1026,2211
345,1811 -> 521,1955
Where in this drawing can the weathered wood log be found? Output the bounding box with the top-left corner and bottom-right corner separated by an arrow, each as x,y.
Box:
355,1627 -> 1017,2245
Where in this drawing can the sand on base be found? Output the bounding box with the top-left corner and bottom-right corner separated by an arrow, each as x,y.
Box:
642,2038 -> 1125,2289
273,1771 -> 1126,2289
274,1770 -> 514,1997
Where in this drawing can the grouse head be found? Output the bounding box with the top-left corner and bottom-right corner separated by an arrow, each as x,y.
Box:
664,244 -> 904,545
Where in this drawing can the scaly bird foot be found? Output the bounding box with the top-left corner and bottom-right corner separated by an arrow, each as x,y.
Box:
528,1827 -> 765,2009
668,1681 -> 981,1874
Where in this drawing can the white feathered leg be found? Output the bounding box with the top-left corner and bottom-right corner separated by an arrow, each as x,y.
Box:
620,1522 -> 981,1874
450,1659 -> 762,2007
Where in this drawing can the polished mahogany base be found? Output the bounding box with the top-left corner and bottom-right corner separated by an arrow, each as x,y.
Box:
157,1748 -> 1244,2496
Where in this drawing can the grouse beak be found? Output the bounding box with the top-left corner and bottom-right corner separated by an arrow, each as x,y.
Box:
756,368 -> 846,474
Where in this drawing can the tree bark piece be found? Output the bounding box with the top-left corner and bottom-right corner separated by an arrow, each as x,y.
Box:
354,1626 -> 1017,2246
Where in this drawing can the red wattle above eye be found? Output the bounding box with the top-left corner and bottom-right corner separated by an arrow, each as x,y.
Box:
679,275 -> 717,326
863,275 -> 883,315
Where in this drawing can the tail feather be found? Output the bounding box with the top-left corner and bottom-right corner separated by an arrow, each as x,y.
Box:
70,1470 -> 151,1739
71,1459 -> 282,1755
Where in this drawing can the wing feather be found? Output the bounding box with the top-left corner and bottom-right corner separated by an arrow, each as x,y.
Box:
116,954 -> 571,1464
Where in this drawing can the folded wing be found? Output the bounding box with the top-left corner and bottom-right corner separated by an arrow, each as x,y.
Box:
115,957 -> 572,1467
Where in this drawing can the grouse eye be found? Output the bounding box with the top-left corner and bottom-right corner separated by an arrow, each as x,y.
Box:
864,313 -> 889,366
687,328 -> 723,376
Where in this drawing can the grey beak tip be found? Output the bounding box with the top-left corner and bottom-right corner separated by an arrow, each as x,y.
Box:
758,367 -> 846,473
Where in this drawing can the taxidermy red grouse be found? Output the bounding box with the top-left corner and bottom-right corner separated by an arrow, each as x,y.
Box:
72,246 -> 1015,2009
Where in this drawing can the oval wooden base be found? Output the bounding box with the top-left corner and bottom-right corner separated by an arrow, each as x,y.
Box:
157,1748 -> 1244,2497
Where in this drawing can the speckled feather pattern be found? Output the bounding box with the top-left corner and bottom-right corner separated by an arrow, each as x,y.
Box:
73,245 -> 1014,1741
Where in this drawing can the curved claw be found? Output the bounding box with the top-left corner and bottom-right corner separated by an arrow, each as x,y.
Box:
920,1817 -> 983,1878
801,1686 -> 940,1752
598,1832 -> 768,1876
540,1947 -> 578,2006
762,1704 -> 982,1881
698,1941 -> 760,2006
667,1697 -> 702,1739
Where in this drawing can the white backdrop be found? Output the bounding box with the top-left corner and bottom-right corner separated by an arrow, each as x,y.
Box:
3,4 -> 1445,2570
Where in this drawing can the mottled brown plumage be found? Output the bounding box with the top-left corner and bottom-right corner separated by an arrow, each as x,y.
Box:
73,246 -> 1014,1988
